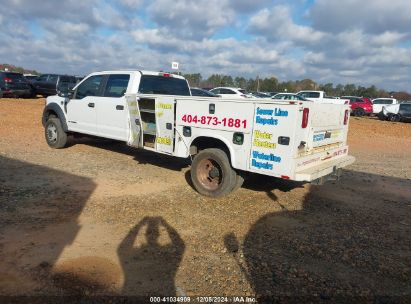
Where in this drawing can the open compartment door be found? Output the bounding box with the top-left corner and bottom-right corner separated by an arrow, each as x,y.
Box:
154,96 -> 175,154
125,94 -> 142,148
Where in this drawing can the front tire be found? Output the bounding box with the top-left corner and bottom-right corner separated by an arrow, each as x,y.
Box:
191,148 -> 236,197
45,117 -> 67,149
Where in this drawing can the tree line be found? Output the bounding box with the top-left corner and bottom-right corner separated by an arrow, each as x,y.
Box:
182,73 -> 411,100
2,63 -> 410,100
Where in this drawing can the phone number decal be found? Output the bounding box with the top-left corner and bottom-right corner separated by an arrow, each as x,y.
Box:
181,114 -> 247,129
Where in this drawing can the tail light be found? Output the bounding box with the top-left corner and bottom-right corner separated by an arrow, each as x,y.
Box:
344,110 -> 349,125
4,77 -> 12,83
302,108 -> 309,128
160,73 -> 171,77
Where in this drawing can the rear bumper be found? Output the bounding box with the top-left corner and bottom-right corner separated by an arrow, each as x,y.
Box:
1,88 -> 31,97
295,155 -> 355,182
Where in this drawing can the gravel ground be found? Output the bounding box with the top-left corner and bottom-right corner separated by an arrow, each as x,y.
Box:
0,98 -> 410,302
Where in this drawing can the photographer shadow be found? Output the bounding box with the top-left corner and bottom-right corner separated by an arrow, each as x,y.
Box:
117,217 -> 185,296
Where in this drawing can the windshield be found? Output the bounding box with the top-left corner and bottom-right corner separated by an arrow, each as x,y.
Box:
273,94 -> 307,101
238,89 -> 248,94
139,75 -> 190,96
298,91 -> 320,98
373,99 -> 393,105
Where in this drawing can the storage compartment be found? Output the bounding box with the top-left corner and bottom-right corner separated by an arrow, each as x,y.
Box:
139,98 -> 157,147
143,133 -> 156,148
141,112 -> 156,135
139,98 -> 156,111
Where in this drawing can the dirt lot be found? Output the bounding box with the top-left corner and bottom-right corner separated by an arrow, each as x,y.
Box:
0,98 -> 410,301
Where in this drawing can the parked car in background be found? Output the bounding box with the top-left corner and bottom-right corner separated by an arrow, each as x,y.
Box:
23,74 -> 39,97
340,96 -> 373,117
209,87 -> 252,98
74,76 -> 84,83
379,102 -> 411,122
272,93 -> 308,101
0,71 -> 32,98
33,74 -> 77,97
372,98 -> 398,115
249,91 -> 271,98
297,90 -> 348,105
24,74 -> 39,82
262,91 -> 278,97
190,87 -> 220,97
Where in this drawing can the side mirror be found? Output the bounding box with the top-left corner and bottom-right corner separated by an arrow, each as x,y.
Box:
57,81 -> 73,98
58,89 -> 74,98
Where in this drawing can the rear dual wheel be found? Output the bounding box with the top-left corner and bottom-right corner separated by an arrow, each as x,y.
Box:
191,148 -> 243,197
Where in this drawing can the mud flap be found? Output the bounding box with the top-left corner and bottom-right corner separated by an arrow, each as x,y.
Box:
312,166 -> 343,185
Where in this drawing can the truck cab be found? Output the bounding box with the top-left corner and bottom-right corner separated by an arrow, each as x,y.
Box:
372,98 -> 398,115
43,70 -> 190,142
297,91 -> 348,105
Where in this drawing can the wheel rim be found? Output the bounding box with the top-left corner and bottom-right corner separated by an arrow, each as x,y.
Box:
196,158 -> 223,191
46,123 -> 58,143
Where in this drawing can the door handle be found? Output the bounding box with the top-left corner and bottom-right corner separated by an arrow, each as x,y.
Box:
88,103 -> 95,108
116,105 -> 124,110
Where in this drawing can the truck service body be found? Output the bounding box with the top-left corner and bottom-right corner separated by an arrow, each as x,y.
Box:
43,70 -> 355,197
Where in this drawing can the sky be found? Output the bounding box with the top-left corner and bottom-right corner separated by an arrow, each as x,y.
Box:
1,0 -> 411,91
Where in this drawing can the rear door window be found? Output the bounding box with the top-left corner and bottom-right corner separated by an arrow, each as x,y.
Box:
37,75 -> 48,82
221,89 -> 236,94
374,99 -> 393,104
400,104 -> 411,113
139,75 -> 190,96
74,75 -> 104,99
48,75 -> 58,83
103,74 -> 130,97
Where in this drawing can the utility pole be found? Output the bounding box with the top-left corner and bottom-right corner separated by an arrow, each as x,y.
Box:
256,75 -> 260,92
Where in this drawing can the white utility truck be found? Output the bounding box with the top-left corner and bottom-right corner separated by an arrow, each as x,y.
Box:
297,91 -> 348,105
372,98 -> 398,115
42,70 -> 355,197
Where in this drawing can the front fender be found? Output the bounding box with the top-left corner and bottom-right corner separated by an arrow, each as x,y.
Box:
42,102 -> 68,132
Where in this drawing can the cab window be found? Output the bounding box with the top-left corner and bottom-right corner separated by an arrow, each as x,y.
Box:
74,75 -> 103,99
37,75 -> 48,82
48,75 -> 58,83
103,74 -> 130,97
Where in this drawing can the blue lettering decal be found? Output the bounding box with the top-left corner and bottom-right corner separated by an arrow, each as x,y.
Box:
274,108 -> 289,117
256,107 -> 274,116
252,151 -> 282,163
313,134 -> 325,142
256,116 -> 279,126
252,159 -> 274,170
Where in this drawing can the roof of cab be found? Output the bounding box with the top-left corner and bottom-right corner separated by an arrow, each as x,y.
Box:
88,70 -> 186,80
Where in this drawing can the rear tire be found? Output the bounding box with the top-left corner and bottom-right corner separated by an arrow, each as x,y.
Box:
191,148 -> 236,197
353,108 -> 365,117
232,171 -> 245,192
45,117 -> 67,149
390,114 -> 401,122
